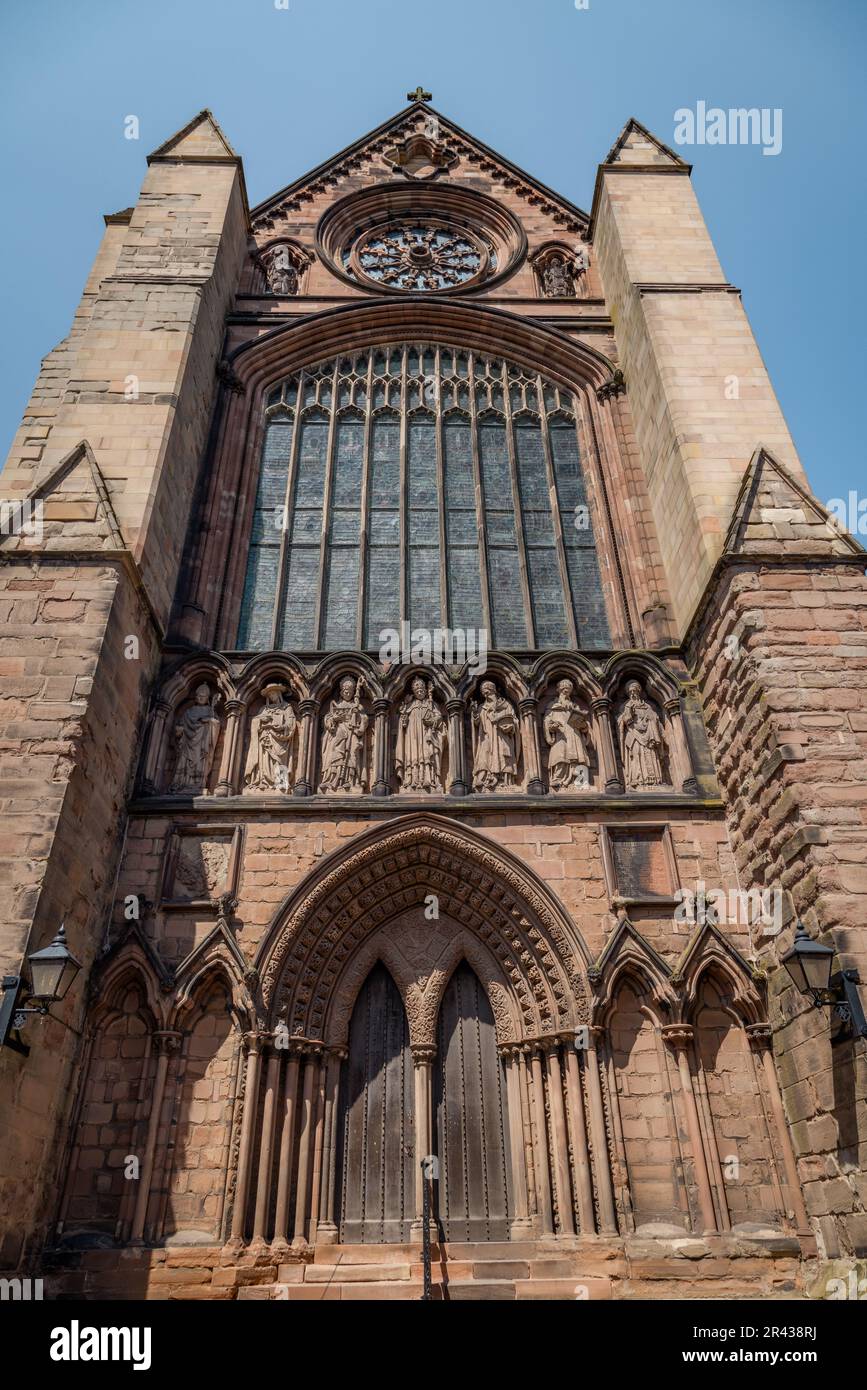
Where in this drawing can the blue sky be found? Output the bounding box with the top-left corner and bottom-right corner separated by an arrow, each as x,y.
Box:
0,0 -> 864,506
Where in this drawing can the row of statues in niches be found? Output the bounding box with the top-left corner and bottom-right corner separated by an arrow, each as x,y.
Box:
148,669 -> 697,799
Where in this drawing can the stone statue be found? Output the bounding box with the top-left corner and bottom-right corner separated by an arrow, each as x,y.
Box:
618,679 -> 668,789
543,679 -> 593,791
395,676 -> 447,792
264,244 -> 298,296
541,254 -> 575,298
244,683 -> 297,793
319,676 -> 370,793
170,683 -> 220,793
471,680 -> 519,792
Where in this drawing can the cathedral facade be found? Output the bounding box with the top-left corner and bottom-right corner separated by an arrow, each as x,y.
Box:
1,95 -> 865,1301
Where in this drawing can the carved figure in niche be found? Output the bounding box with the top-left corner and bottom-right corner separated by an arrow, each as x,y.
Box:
543,679 -> 593,790
395,676 -> 447,792
264,244 -> 298,296
541,254 -> 575,299
244,683 -> 297,793
617,679 -> 669,790
319,676 -> 370,793
170,683 -> 221,793
471,680 -> 519,792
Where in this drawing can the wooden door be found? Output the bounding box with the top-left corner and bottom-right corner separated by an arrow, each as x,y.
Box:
337,963 -> 415,1243
434,962 -> 511,1242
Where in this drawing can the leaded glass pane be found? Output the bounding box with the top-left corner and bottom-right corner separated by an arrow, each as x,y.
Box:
237,346 -> 612,654
365,413 -> 401,646
236,420 -> 292,649
407,415 -> 440,630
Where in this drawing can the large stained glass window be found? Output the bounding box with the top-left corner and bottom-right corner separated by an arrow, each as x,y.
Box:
237,346 -> 611,652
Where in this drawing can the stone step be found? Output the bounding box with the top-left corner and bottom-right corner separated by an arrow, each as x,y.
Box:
446,1281 -> 517,1301
313,1243 -> 433,1265
305,1262 -> 412,1283
442,1241 -> 544,1261
516,1277 -> 613,1300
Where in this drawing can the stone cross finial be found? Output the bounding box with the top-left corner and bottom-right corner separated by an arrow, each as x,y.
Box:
407,86 -> 432,103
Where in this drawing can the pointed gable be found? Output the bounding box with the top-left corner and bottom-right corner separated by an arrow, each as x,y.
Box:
251,100 -> 588,235
147,108 -> 238,163
603,117 -> 688,169
724,446 -> 864,559
1,441 -> 125,554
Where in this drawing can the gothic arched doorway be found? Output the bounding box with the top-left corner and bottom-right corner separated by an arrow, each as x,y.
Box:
336,962 -> 415,1243
434,961 -> 512,1242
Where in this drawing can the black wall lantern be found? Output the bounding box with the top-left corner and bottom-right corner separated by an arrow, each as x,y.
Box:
0,924 -> 82,1056
781,923 -> 867,1040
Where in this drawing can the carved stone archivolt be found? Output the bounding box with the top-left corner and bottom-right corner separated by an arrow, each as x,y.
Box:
141,651 -> 701,799
255,816 -> 591,1046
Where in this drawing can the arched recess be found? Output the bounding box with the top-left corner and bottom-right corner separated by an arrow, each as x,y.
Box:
56,964 -> 159,1245
161,973 -> 242,1245
687,966 -> 792,1233
256,811 -> 591,1044
228,813 -> 600,1247
177,300 -> 651,652
601,969 -> 690,1235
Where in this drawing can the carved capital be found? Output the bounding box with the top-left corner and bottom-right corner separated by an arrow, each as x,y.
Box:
153,1030 -> 183,1056
746,1022 -> 773,1051
216,360 -> 245,396
661,1024 -> 694,1052
411,1044 -> 437,1067
596,369 -> 626,403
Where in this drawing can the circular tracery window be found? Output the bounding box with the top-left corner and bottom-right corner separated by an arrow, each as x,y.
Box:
350,221 -> 489,291
318,184 -> 526,297
351,220 -> 491,292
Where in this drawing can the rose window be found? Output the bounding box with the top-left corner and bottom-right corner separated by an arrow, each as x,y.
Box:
350,221 -> 492,292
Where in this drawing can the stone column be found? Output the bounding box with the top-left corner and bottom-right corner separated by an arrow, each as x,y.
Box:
228,1032 -> 264,1248
317,1050 -> 343,1244
544,1041 -> 575,1235
446,699 -> 468,795
664,697 -> 697,793
565,1040 -> 596,1236
293,1046 -> 320,1245
529,1046 -> 554,1235
411,1045 -> 436,1239
520,698 -> 544,795
294,699 -> 318,797
140,699 -> 171,793
502,1047 -> 532,1235
585,1027 -> 618,1233
308,1057 -> 328,1242
372,698 -> 391,797
747,1024 -> 810,1233
129,1031 -> 181,1243
663,1025 -> 717,1234
517,1047 -> 538,1224
592,698 -> 622,792
215,698 -> 245,797
272,1049 -> 301,1250
251,1044 -> 281,1245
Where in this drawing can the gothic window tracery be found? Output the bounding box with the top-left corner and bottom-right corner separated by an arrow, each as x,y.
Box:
236,345 -> 611,653
354,223 -> 487,291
